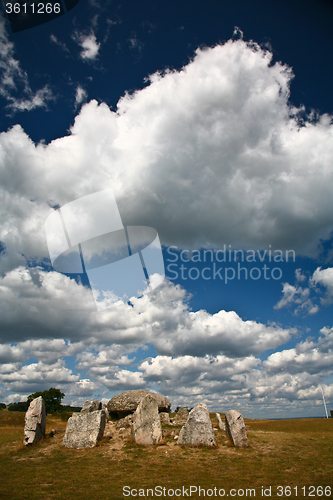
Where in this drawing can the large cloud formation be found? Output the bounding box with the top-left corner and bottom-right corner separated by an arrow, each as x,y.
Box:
1,36 -> 333,415
0,269 -> 332,417
1,37 -> 333,273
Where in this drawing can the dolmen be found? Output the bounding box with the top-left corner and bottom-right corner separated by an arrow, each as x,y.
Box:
177,403 -> 216,447
24,396 -> 46,446
63,410 -> 106,449
107,390 -> 171,419
225,410 -> 248,448
131,394 -> 163,445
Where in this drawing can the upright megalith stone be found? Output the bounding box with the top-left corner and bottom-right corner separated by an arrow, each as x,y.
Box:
225,410 -> 248,448
160,412 -> 171,424
131,394 -> 162,445
81,400 -> 102,414
63,410 -> 106,449
216,412 -> 226,431
116,414 -> 134,429
81,400 -> 109,419
173,407 -> 189,425
101,402 -> 109,419
177,403 -> 216,447
24,396 -> 46,446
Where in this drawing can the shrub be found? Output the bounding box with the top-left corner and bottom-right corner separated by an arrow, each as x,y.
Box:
60,411 -> 72,422
7,402 -> 28,412
60,405 -> 81,413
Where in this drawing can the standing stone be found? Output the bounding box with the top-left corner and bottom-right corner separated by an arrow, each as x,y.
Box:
215,413 -> 226,431
81,400 -> 102,414
225,410 -> 248,448
115,414 -> 134,429
101,402 -> 109,419
177,403 -> 216,447
173,407 -> 189,425
63,410 -> 106,449
160,412 -> 171,424
131,394 -> 162,445
81,400 -> 92,413
24,396 -> 46,446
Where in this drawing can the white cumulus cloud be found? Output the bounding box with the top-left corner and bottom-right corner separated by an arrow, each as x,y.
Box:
73,31 -> 101,60
0,37 -> 333,265
0,15 -> 54,112
311,267 -> 333,304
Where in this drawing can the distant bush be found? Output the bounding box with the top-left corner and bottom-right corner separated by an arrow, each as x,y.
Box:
7,402 -> 28,412
51,409 -> 81,421
60,405 -> 81,413
60,411 -> 72,421
0,403 -> 6,410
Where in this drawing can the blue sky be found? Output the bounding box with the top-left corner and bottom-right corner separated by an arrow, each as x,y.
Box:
0,0 -> 333,419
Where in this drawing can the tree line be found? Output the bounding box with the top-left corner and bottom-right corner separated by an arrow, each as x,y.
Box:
0,388 -> 81,414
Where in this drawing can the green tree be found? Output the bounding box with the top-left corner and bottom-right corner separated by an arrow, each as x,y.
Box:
27,388 -> 65,414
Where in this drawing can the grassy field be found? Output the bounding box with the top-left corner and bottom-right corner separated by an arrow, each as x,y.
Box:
0,410 -> 332,500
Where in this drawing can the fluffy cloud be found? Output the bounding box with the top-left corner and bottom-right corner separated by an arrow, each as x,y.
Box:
312,267 -> 333,304
0,267 -> 95,342
274,267 -> 333,314
0,344 -> 25,363
0,15 -> 54,112
0,268 -> 293,358
76,345 -> 136,371
1,297 -> 332,415
263,344 -> 333,376
0,269 -> 302,411
75,85 -> 88,108
0,359 -> 78,393
0,37 -> 333,269
151,309 -> 294,357
18,339 -> 84,364
73,31 -> 101,60
274,282 -> 318,315
135,327 -> 333,414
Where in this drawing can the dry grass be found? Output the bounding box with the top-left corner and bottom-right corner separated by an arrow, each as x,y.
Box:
0,410 -> 332,500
